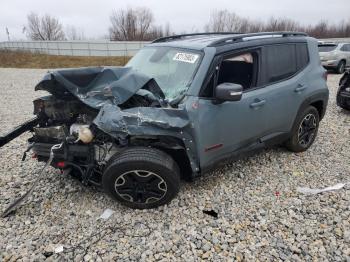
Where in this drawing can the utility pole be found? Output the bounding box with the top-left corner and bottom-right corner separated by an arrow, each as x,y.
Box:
6,27 -> 10,41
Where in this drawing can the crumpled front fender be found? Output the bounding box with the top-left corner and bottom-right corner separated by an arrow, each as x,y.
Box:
93,104 -> 200,173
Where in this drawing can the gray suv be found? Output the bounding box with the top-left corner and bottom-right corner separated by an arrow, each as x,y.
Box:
1,32 -> 329,209
319,42 -> 350,74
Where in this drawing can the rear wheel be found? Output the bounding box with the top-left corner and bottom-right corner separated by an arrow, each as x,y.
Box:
336,60 -> 346,74
286,106 -> 320,152
102,147 -> 180,209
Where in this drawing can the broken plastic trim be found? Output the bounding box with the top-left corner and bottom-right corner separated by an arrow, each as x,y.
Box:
1,143 -> 63,218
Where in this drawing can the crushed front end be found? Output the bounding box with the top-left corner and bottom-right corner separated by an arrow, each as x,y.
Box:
3,66 -> 199,187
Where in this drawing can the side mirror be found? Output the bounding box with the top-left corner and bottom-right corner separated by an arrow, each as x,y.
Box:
214,82 -> 243,103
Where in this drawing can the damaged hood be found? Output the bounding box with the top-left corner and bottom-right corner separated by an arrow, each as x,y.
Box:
35,67 -> 165,109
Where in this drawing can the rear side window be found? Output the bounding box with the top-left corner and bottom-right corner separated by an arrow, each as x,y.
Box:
340,44 -> 350,52
263,43 -> 309,85
264,44 -> 297,83
318,44 -> 337,52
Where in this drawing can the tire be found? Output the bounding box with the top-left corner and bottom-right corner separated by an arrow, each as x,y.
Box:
285,106 -> 320,152
336,60 -> 346,74
102,147 -> 180,209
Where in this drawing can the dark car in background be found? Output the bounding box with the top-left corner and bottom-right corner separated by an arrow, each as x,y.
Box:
337,69 -> 350,110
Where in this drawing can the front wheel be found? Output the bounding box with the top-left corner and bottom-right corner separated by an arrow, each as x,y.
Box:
102,147 -> 180,209
286,106 -> 320,152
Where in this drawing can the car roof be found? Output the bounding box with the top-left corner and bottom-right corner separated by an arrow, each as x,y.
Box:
149,32 -> 308,50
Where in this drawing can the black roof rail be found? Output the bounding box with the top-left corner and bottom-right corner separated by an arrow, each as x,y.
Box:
152,32 -> 241,43
208,31 -> 308,46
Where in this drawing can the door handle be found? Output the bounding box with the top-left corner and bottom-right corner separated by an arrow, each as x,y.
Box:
250,99 -> 266,108
295,84 -> 308,92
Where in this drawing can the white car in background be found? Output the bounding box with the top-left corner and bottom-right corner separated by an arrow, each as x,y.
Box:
318,42 -> 350,74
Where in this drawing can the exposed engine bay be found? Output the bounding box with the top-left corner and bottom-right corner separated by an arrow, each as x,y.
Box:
30,95 -> 109,185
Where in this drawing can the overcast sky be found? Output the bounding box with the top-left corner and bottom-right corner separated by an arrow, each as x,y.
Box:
1,0 -> 349,41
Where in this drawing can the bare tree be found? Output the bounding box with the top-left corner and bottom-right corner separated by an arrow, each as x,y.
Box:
264,17 -> 299,32
137,8 -> 153,40
66,25 -> 85,40
204,10 -> 230,32
109,7 -> 155,41
27,12 -> 65,40
205,10 -> 256,33
163,22 -> 171,37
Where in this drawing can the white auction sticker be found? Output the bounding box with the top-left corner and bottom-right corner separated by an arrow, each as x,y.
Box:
173,52 -> 199,63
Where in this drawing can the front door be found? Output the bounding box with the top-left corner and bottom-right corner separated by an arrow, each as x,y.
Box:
191,50 -> 270,169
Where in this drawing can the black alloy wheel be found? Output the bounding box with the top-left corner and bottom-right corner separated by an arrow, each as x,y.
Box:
114,170 -> 167,204
286,106 -> 320,152
297,113 -> 317,147
102,147 -> 180,209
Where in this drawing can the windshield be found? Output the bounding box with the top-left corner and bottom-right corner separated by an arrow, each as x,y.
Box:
126,47 -> 201,101
318,44 -> 338,52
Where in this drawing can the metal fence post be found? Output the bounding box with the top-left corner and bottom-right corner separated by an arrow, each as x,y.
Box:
70,41 -> 74,56
57,42 -> 60,55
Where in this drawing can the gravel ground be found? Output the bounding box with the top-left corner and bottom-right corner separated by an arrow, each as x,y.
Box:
0,68 -> 349,261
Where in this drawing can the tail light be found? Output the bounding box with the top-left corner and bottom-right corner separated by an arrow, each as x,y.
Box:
57,161 -> 66,168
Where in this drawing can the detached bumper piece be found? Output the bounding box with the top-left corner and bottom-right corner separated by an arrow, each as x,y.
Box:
0,117 -> 40,148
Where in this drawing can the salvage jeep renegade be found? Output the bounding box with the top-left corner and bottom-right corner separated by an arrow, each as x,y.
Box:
0,32 -> 329,209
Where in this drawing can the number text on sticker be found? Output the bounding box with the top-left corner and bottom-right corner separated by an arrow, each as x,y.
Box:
173,52 -> 199,64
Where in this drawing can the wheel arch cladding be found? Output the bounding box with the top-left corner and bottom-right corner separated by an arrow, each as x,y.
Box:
310,100 -> 324,120
128,136 -> 194,181
298,91 -> 329,122
157,146 -> 193,181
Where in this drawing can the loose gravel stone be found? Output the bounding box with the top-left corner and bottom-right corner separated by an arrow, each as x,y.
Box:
0,68 -> 349,261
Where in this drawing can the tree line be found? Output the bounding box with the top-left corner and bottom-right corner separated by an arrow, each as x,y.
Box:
24,8 -> 350,41
204,10 -> 350,39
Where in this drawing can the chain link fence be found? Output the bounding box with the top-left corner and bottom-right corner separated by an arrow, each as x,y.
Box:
0,40 -> 150,56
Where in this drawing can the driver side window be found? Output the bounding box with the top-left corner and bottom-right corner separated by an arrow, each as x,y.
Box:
201,51 -> 258,97
218,53 -> 255,90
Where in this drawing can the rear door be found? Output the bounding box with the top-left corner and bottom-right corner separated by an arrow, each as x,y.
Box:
259,43 -> 310,134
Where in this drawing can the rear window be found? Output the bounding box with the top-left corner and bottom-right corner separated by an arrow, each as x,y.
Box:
318,44 -> 337,52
